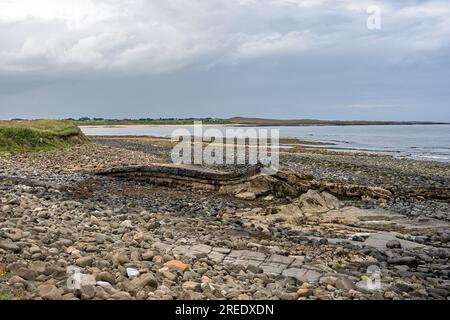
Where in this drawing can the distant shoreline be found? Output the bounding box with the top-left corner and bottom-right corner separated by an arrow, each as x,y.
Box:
76,116 -> 450,128
78,124 -> 230,129
80,124 -> 450,163
4,116 -> 449,127
78,122 -> 450,129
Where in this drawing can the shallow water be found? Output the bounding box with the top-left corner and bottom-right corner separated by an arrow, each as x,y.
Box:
81,124 -> 450,163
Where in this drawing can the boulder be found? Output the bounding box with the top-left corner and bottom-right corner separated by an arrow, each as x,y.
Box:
295,190 -> 341,212
37,284 -> 63,300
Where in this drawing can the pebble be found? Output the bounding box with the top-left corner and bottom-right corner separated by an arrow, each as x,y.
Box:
0,140 -> 448,301
164,260 -> 189,272
297,288 -> 313,297
126,268 -> 140,278
111,291 -> 132,300
133,273 -> 158,289
386,240 -> 402,249
76,256 -> 94,268
37,284 -> 63,300
0,240 -> 21,252
182,281 -> 201,292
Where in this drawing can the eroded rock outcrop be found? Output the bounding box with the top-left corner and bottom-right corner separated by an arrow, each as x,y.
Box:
94,164 -> 392,201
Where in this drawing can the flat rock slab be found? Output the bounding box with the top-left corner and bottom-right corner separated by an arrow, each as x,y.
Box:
153,242 -> 173,252
172,245 -> 191,255
260,262 -> 288,275
208,252 -> 226,263
282,268 -> 322,283
212,247 -> 231,254
158,242 -> 322,280
266,254 -> 295,265
364,233 -> 428,251
228,250 -> 267,262
226,258 -> 262,268
190,244 -> 213,254
311,232 -> 429,252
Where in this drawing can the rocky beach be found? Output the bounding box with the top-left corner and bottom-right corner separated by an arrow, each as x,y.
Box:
1,135 -> 449,300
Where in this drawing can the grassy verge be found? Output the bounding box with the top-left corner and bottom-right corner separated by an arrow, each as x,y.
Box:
0,120 -> 89,154
0,292 -> 16,300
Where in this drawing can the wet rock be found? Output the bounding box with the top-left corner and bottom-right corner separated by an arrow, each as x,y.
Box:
387,256 -> 418,267
386,240 -> 402,249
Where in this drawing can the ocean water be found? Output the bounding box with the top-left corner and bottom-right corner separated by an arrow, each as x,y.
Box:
81,124 -> 450,163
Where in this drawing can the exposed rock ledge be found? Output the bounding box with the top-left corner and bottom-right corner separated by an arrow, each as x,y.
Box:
94,164 -> 392,200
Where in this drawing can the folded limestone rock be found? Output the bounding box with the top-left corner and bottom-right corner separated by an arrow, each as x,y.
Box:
95,165 -> 392,201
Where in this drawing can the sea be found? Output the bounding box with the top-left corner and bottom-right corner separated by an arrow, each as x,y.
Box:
80,124 -> 450,163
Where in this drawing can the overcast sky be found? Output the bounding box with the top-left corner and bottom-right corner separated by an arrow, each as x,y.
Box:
0,0 -> 449,120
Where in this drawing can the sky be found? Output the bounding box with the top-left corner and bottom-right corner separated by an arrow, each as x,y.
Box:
0,0 -> 449,121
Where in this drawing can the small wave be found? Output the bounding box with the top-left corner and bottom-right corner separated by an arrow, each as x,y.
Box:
328,140 -> 351,144
412,154 -> 450,162
410,146 -> 450,150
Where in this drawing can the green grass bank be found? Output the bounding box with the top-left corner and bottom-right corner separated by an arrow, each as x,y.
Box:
0,120 -> 89,154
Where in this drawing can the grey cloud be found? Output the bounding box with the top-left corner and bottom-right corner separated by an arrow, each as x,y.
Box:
0,0 -> 449,121
1,0 -> 449,74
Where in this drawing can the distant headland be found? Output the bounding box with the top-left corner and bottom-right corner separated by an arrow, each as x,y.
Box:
71,116 -> 449,126
4,116 -> 449,127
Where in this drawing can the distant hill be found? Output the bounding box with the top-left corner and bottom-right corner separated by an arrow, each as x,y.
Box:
71,116 -> 449,126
